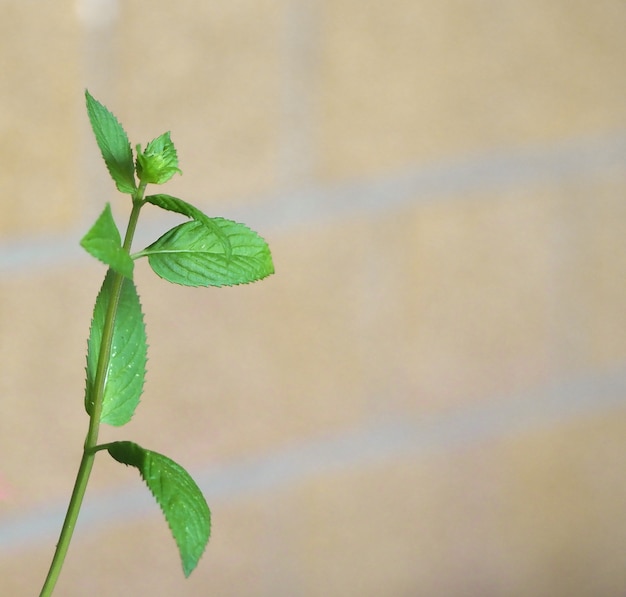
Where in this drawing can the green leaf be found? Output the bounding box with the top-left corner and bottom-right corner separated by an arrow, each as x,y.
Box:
135,219 -> 274,287
85,270 -> 147,425
85,90 -> 136,194
80,203 -> 134,279
107,441 -> 211,577
136,132 -> 182,185
144,193 -> 232,258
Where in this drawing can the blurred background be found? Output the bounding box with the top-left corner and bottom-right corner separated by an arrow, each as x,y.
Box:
1,1 -> 626,595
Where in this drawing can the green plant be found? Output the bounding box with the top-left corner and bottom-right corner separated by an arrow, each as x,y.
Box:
38,91 -> 274,597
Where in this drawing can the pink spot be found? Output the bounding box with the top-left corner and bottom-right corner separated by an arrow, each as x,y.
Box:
0,475 -> 10,500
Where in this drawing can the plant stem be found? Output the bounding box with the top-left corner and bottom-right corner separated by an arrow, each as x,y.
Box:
38,189 -> 146,597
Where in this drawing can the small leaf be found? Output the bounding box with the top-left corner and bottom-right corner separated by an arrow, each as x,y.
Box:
85,270 -> 147,425
107,441 -> 211,577
80,204 -> 134,278
136,219 -> 274,287
85,90 -> 136,194
136,132 -> 182,185
144,194 -> 231,258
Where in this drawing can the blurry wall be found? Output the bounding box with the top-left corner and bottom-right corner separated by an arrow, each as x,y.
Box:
1,1 -> 626,596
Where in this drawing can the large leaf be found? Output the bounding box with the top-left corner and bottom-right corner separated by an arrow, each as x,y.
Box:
136,219 -> 274,287
85,90 -> 136,194
85,270 -> 147,425
80,203 -> 134,278
107,441 -> 211,577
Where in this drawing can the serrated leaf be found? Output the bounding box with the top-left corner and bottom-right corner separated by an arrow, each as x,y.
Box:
85,90 -> 136,194
144,194 -> 232,258
107,441 -> 211,577
136,132 -> 182,185
136,219 -> 274,287
80,203 -> 134,278
85,270 -> 146,425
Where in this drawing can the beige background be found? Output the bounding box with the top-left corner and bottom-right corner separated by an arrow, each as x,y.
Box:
1,1 -> 626,595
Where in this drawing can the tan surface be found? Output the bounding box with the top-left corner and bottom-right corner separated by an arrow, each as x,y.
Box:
1,1 -> 625,595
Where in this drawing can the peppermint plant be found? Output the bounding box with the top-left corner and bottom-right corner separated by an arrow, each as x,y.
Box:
38,91 -> 274,596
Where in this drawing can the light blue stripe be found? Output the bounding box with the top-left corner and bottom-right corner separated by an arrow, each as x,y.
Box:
1,132 -> 625,276
2,366 -> 626,553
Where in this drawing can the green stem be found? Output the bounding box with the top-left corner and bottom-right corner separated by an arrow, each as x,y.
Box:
38,187 -> 146,597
